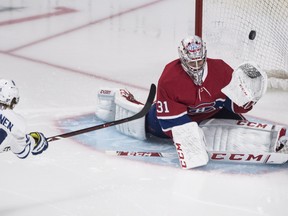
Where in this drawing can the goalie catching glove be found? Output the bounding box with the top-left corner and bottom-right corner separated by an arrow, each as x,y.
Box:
221,61 -> 268,107
29,132 -> 49,155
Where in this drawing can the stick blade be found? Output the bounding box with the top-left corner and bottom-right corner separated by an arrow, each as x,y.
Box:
47,83 -> 156,142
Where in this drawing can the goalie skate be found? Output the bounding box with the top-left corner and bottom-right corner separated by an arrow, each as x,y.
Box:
275,135 -> 288,154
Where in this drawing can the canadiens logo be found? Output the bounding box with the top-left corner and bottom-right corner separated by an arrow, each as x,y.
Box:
186,42 -> 201,53
187,100 -> 225,115
188,102 -> 216,115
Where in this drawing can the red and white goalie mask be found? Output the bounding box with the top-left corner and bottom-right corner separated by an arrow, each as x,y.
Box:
178,35 -> 207,85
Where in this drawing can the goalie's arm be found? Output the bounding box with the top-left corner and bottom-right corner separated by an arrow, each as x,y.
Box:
224,97 -> 253,114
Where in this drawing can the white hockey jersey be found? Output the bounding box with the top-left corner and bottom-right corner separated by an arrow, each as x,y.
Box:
0,108 -> 35,158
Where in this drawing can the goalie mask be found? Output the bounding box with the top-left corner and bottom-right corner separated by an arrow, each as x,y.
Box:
178,35 -> 207,85
0,79 -> 20,109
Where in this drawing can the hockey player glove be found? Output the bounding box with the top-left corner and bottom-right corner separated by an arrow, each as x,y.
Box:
29,132 -> 49,155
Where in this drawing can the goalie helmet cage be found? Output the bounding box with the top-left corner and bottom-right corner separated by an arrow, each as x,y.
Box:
195,0 -> 288,90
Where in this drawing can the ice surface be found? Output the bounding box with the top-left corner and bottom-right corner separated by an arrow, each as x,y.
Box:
0,1 -> 288,216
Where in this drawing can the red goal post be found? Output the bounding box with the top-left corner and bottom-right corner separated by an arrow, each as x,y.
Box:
195,0 -> 288,90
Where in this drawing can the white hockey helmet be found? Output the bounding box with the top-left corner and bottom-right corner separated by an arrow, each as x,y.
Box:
178,35 -> 207,85
0,79 -> 20,109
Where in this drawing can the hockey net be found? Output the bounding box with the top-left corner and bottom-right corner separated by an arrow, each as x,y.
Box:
195,0 -> 288,90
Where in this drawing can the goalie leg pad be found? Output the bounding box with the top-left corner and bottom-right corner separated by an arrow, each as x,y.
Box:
96,88 -> 146,140
115,89 -> 146,140
95,88 -> 118,122
172,122 -> 209,169
200,119 -> 284,153
200,119 -> 288,164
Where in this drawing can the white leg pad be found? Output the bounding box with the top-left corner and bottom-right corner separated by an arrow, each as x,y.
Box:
200,119 -> 283,152
95,88 -> 117,122
172,122 -> 209,169
115,89 -> 146,140
200,119 -> 288,164
96,88 -> 146,140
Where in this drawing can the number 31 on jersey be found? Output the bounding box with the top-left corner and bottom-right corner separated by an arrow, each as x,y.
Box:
156,101 -> 170,113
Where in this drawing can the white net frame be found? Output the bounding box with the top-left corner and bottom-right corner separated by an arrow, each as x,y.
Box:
200,0 -> 288,90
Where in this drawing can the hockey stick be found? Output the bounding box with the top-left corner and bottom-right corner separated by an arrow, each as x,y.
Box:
47,83 -> 156,142
106,150 -> 288,165
106,150 -> 175,158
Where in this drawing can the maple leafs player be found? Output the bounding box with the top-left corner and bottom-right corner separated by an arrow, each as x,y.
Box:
95,36 -> 288,169
0,79 -> 48,158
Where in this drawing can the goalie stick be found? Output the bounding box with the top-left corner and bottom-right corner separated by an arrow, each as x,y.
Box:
47,83 -> 156,142
106,150 -> 175,157
106,150 -> 288,165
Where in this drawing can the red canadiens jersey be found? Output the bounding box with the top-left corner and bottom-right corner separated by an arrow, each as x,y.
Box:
156,58 -> 251,136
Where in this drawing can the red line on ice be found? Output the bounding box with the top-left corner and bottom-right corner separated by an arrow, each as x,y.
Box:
0,7 -> 78,27
0,51 -> 150,91
0,0 -> 164,90
6,0 -> 164,53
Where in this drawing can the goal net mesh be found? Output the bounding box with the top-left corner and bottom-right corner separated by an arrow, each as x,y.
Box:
201,0 -> 288,90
